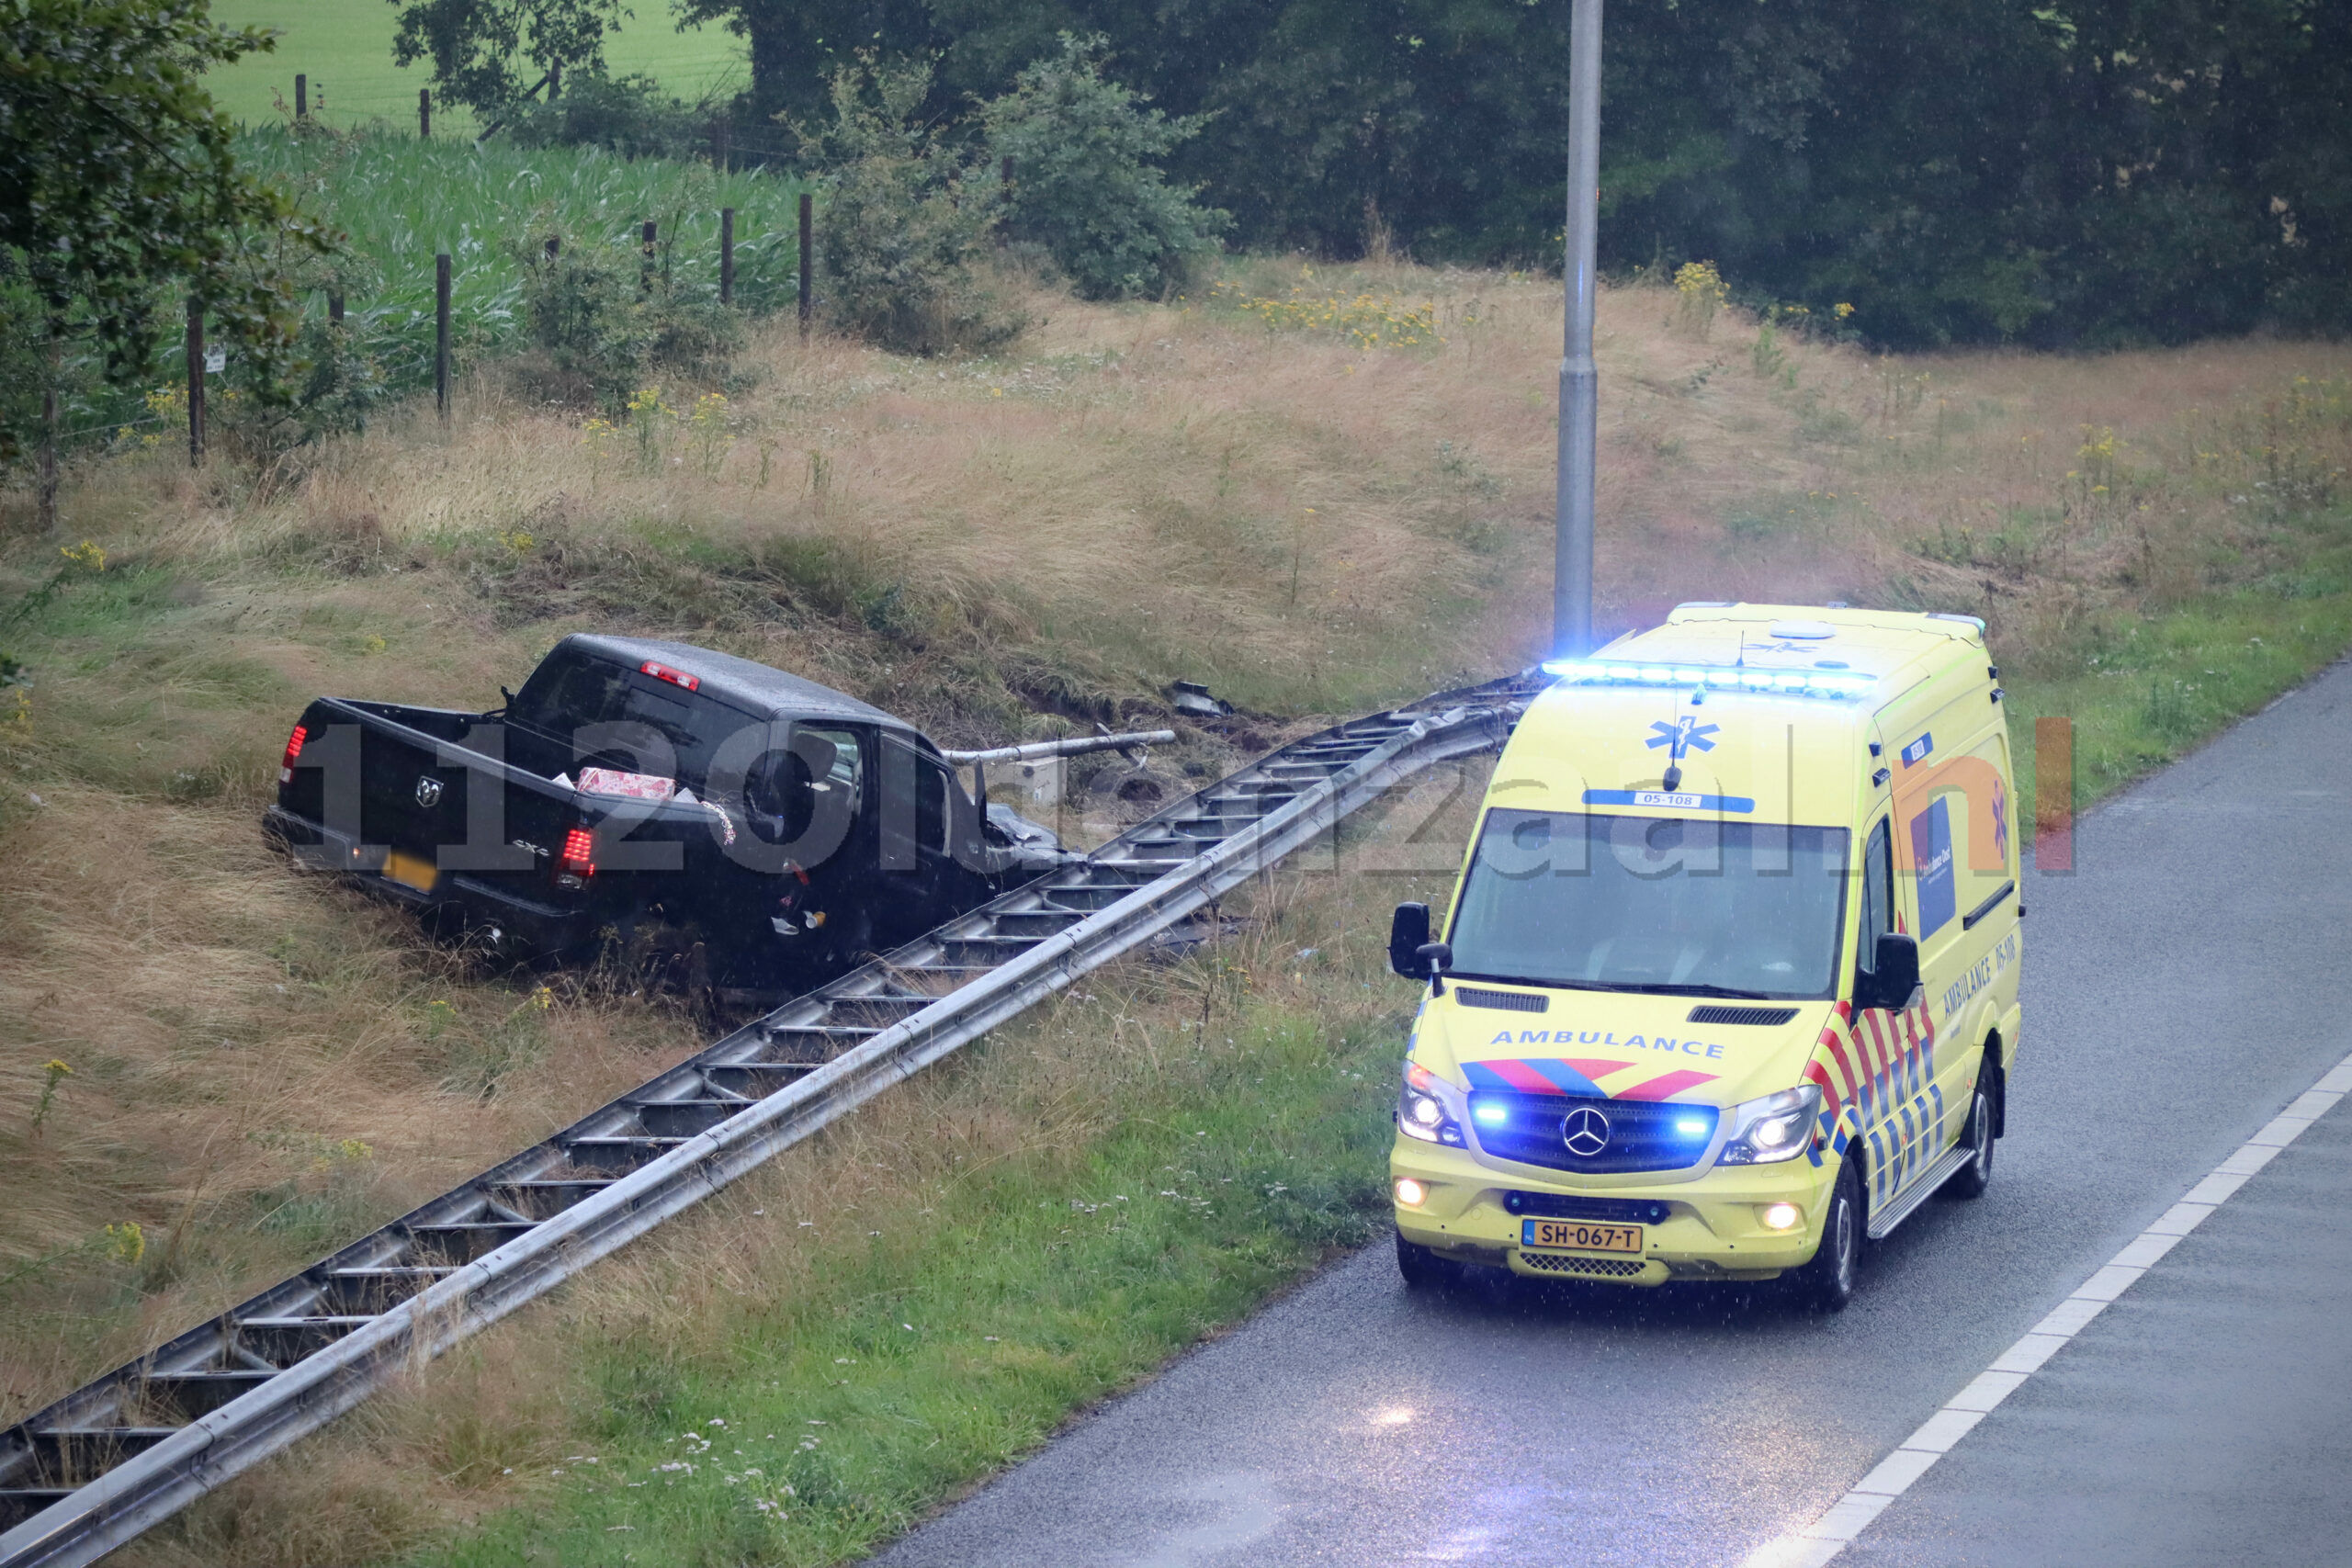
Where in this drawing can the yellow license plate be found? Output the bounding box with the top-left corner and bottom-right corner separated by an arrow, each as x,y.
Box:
1521,1219 -> 1645,1255
382,850 -> 439,894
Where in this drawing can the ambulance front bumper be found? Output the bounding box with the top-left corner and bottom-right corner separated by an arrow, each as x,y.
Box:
1390,1135 -> 1838,1285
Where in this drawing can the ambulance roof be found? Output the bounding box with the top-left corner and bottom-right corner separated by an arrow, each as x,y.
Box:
1495,604 -> 1991,824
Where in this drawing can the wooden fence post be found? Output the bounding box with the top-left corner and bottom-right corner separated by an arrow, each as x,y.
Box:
641,220 -> 656,290
419,88 -> 431,139
186,300 -> 205,466
435,254 -> 451,424
328,292 -> 345,325
295,73 -> 307,120
797,193 -> 813,341
719,209 -> 735,305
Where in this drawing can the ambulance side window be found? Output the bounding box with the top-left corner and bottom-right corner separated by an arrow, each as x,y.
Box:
1856,817 -> 1894,976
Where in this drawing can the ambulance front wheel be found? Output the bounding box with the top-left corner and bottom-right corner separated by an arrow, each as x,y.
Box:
1793,1160 -> 1861,1313
1396,1230 -> 1467,1292
1945,1063 -> 2000,1201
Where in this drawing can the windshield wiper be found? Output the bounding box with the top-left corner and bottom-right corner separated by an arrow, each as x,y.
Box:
1450,973 -> 1774,999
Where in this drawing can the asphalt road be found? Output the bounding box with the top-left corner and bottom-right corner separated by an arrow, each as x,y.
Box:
873,660 -> 2352,1568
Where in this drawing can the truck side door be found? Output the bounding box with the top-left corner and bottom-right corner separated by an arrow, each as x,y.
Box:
876,735 -> 990,951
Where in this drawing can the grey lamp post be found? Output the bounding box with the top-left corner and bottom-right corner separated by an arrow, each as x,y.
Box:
1554,0 -> 1602,658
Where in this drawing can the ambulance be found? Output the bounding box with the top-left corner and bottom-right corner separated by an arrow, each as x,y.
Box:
1387,604 -> 2023,1309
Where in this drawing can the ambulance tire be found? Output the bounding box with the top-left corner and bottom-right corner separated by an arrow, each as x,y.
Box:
1945,1063 -> 1999,1201
1396,1230 -> 1467,1292
1792,1159 -> 1862,1313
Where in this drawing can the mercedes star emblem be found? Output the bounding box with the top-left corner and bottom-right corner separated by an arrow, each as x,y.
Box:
1561,1104 -> 1611,1157
415,775 -> 444,808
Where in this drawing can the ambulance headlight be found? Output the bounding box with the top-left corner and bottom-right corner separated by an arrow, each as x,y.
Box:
1397,1062 -> 1466,1147
1716,1084 -> 1824,1166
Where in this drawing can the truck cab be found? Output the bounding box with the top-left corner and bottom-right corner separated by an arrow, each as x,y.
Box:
1388,604 -> 2024,1309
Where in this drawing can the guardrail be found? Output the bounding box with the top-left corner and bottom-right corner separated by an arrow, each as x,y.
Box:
0,676 -> 1532,1567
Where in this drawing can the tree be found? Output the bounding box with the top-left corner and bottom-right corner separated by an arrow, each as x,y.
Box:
669,0 -> 933,126
800,52 -> 1023,355
390,0 -> 627,115
0,0 -> 321,516
719,0 -> 2348,346
981,35 -> 1227,299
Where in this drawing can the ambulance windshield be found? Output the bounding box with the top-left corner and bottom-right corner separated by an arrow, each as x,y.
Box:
1447,810 -> 1851,1000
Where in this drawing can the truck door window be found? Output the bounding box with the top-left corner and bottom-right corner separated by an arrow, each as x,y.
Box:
746,728 -> 862,846
877,737 -> 959,868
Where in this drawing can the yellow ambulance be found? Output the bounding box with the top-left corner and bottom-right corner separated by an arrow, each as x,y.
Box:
1387,604 -> 2023,1309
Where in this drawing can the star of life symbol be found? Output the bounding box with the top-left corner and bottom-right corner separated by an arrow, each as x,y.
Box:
1646,717 -> 1719,761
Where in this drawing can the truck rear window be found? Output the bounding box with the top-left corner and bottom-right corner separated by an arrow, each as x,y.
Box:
1447,809 -> 1851,1000
511,656 -> 759,794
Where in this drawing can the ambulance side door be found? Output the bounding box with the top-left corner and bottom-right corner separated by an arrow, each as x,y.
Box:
1849,809 -> 1919,1206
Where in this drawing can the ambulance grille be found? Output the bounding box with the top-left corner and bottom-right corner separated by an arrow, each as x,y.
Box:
1456,987 -> 1548,1013
1470,1093 -> 1719,1174
1518,1252 -> 1647,1279
1687,1005 -> 1799,1026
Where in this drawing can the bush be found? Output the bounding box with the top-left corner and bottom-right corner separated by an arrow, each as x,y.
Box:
215,313 -> 390,466
505,73 -> 711,161
802,55 -> 1024,358
517,226 -> 741,411
981,36 -> 1228,301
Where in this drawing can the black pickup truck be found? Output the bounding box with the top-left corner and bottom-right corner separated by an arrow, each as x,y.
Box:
265,633 -> 1073,991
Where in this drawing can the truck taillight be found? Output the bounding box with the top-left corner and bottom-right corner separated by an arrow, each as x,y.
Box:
560,827 -> 596,876
639,660 -> 700,692
278,724 -> 308,784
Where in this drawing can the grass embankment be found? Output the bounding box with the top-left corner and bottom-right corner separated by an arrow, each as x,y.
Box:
1,243 -> 2347,1564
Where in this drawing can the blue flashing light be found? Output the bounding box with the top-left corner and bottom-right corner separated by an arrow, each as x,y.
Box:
1473,1103 -> 1510,1127
1541,658 -> 1875,702
1673,1117 -> 1712,1137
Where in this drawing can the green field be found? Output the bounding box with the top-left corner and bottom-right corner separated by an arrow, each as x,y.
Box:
204,0 -> 750,133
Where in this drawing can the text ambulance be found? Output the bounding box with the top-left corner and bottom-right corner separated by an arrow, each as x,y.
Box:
1387,604 -> 2023,1309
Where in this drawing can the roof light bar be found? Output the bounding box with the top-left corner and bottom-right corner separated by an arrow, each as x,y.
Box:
1540,659 -> 1876,701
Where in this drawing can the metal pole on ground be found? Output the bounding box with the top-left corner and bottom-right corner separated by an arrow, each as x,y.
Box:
419,88 -> 431,139
641,220 -> 657,290
328,292 -> 344,325
797,193 -> 813,341
1554,0 -> 1602,659
434,253 -> 451,424
295,73 -> 307,120
186,299 -> 204,466
720,208 -> 734,305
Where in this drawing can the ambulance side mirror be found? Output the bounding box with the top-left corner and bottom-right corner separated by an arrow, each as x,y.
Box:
1389,903 -> 1432,978
1858,932 -> 1921,1011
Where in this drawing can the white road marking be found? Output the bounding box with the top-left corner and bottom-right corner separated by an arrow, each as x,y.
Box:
1740,1050 -> 2352,1568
